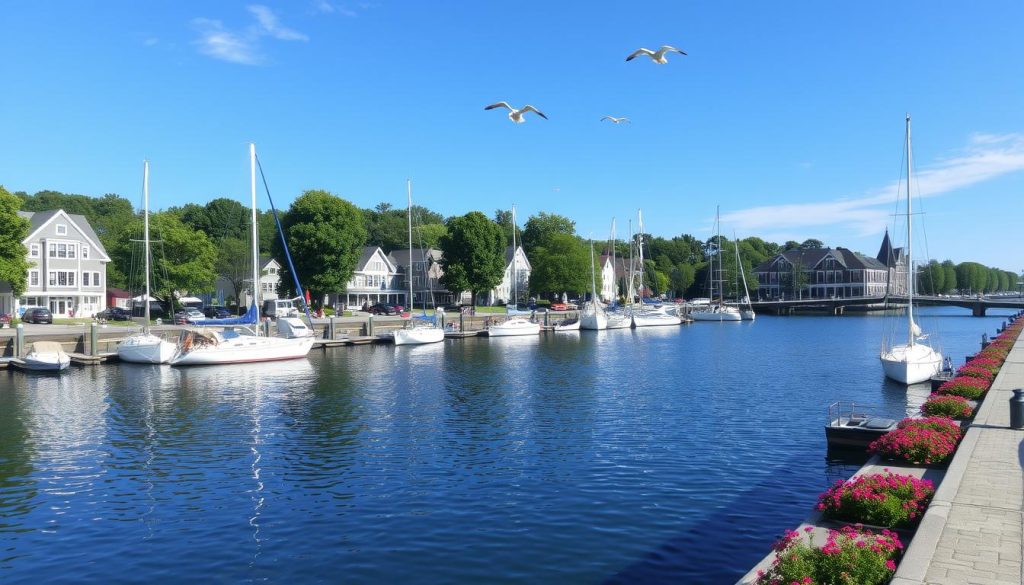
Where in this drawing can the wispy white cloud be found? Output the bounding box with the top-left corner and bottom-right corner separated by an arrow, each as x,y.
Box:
192,6 -> 308,65
143,37 -> 159,47
312,1 -> 366,17
192,17 -> 261,65
248,5 -> 309,40
722,132 -> 1024,237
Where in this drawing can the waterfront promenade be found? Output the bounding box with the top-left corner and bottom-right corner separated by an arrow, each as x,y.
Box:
891,335 -> 1024,585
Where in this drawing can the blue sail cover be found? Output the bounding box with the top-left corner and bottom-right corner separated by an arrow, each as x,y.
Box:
199,303 -> 259,326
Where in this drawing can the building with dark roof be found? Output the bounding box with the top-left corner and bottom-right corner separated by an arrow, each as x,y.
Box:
1,210 -> 111,318
752,231 -> 907,300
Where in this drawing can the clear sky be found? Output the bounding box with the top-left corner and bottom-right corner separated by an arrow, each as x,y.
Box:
2,1 -> 1022,271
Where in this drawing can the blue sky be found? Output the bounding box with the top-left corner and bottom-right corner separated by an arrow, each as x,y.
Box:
2,2 -> 1023,271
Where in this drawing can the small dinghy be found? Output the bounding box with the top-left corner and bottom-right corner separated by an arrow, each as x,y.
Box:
23,341 -> 71,372
825,401 -> 896,451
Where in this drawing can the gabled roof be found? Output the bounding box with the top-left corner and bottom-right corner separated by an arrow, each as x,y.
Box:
18,209 -> 111,260
599,254 -> 630,278
505,245 -> 531,270
390,248 -> 442,269
355,246 -> 398,273
258,255 -> 281,269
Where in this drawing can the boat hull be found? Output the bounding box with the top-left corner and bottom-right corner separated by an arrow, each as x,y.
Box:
171,335 -> 314,366
487,319 -> 541,337
691,307 -> 742,322
605,312 -> 632,329
117,333 -> 177,364
880,343 -> 943,384
580,307 -> 607,330
393,327 -> 445,345
554,319 -> 580,331
23,353 -> 71,371
632,311 -> 682,327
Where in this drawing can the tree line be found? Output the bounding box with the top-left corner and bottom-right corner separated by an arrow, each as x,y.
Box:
1,185 -> 1020,307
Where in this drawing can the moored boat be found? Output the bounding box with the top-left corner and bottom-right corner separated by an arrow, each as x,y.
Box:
23,341 -> 71,372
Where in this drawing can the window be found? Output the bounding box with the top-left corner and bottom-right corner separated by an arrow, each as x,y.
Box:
83,272 -> 90,286
57,243 -> 68,258
49,243 -> 57,258
68,244 -> 76,259
83,272 -> 101,287
267,267 -> 277,275
82,246 -> 89,259
48,271 -> 76,287
29,271 -> 39,287
29,244 -> 39,258
56,224 -> 67,235
94,272 -> 101,287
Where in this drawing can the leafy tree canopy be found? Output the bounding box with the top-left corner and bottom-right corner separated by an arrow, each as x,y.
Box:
440,212 -> 505,302
0,186 -> 31,297
520,212 -> 576,252
527,232 -> 591,298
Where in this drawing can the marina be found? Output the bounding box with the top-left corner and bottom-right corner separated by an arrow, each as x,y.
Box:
0,307 -> 1015,583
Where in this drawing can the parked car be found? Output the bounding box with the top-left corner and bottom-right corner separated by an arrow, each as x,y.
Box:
550,303 -> 568,311
96,307 -> 132,321
366,302 -> 399,316
262,298 -> 299,319
202,306 -> 231,319
173,308 -> 206,325
23,307 -> 54,324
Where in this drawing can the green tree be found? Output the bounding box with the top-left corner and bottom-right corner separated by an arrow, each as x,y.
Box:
942,260 -> 957,294
670,263 -> 696,298
527,233 -> 591,298
440,212 -> 505,305
781,258 -> 809,299
275,190 -> 367,304
798,238 -> 825,250
956,262 -> 988,294
520,212 -> 576,252
415,223 -> 448,250
918,260 -> 945,295
493,209 -> 515,246
141,212 -> 218,301
216,237 -> 251,306
364,202 -> 407,253
0,187 -> 31,297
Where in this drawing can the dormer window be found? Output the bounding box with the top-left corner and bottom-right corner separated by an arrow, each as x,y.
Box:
56,224 -> 67,235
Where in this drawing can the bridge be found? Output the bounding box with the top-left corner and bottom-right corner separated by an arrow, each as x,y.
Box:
749,294 -> 1024,317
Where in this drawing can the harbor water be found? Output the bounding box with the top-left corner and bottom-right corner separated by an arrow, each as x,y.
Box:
0,308 -> 1013,584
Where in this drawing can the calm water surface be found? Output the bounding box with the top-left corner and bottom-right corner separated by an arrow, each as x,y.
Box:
0,308 -> 1013,584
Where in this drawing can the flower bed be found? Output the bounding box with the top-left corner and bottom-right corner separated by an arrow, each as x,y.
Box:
868,417 -> 962,465
964,356 -> 1001,374
921,394 -> 974,419
817,471 -> 935,528
756,525 -> 903,585
936,376 -> 989,400
956,364 -> 995,381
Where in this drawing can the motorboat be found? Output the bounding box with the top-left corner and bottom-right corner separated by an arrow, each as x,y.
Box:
691,304 -> 742,322
488,318 -> 541,337
23,341 -> 71,372
825,402 -> 897,451
170,326 -> 314,366
553,317 -> 580,331
394,323 -> 446,345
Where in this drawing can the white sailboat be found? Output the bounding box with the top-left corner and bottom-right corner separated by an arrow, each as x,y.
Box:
603,219 -> 633,329
692,207 -> 742,322
632,209 -> 681,327
732,235 -> 756,321
117,160 -> 178,364
880,115 -> 942,384
580,239 -> 608,330
170,144 -> 314,366
394,180 -> 445,346
488,206 -> 541,337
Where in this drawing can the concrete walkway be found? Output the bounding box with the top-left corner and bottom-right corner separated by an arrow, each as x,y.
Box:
892,336 -> 1024,585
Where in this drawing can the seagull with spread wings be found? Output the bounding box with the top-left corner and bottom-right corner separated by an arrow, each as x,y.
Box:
484,102 -> 548,123
600,116 -> 630,124
626,45 -> 687,64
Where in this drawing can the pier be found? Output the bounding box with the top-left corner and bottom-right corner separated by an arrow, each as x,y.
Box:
751,294 -> 1024,317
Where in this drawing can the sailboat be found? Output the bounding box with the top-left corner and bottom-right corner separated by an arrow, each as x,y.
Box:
732,235 -> 756,321
117,160 -> 178,364
394,180 -> 445,346
170,144 -> 315,366
692,207 -> 742,322
631,209 -> 682,327
580,239 -> 608,330
880,115 -> 943,384
488,206 -> 541,337
603,219 -> 633,330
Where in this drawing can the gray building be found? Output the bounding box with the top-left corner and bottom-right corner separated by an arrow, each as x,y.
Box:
0,210 -> 111,318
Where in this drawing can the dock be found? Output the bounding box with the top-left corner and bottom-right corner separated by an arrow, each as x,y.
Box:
890,334 -> 1024,585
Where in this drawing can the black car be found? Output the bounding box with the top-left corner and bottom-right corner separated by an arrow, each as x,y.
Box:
366,302 -> 398,316
202,306 -> 231,319
23,307 -> 53,324
96,307 -> 132,321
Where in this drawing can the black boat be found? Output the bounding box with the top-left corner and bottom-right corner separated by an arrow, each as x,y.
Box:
825,401 -> 897,450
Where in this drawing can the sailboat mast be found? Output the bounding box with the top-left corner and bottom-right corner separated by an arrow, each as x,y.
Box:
511,205 -> 517,307
589,239 -> 598,301
716,206 -> 722,304
250,143 -> 260,316
906,114 -> 914,347
143,160 -> 151,324
637,209 -> 645,300
407,179 -> 414,312
610,218 -> 617,300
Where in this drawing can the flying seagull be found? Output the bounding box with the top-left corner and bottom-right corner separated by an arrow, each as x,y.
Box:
600,116 -> 630,124
625,45 -> 687,64
484,102 -> 548,123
